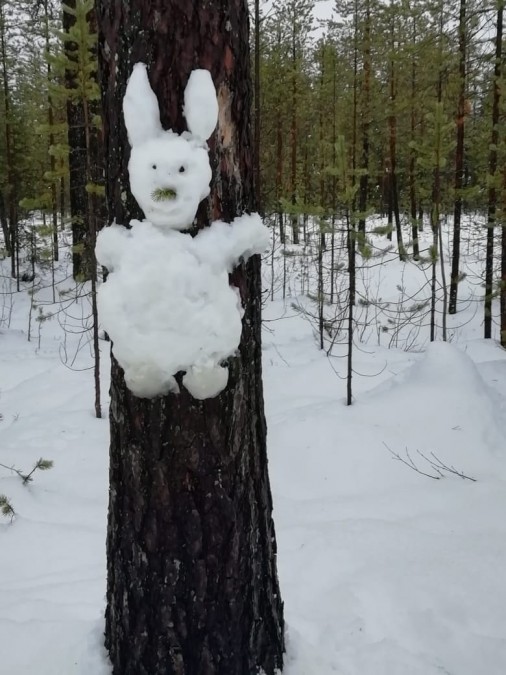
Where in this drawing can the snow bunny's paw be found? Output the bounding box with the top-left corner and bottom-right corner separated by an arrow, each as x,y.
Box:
95,223 -> 132,271
123,63 -> 218,230
183,364 -> 229,400
194,213 -> 271,273
125,364 -> 179,399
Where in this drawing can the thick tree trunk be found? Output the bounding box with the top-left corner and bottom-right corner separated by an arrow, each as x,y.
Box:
95,1 -> 284,673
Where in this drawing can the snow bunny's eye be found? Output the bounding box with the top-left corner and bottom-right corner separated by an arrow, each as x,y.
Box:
179,166 -> 186,173
152,164 -> 157,170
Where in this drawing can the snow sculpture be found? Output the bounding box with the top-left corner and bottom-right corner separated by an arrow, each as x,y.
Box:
96,63 -> 269,400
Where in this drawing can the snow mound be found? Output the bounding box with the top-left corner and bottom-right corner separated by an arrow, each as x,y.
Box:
406,340 -> 491,391
363,341 -> 506,472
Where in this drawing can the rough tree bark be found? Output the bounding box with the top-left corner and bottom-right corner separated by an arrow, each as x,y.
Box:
95,1 -> 285,673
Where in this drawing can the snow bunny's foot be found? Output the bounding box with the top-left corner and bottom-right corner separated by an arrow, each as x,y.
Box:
182,364 -> 229,400
125,369 -> 179,399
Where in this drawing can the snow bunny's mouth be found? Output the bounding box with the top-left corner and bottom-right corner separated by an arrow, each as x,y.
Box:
151,187 -> 178,202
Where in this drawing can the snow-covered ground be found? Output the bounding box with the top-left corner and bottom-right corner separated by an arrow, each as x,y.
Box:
1,219 -> 506,674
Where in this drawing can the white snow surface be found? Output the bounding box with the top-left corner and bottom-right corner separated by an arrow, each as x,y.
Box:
95,215 -> 269,399
124,63 -> 217,229
2,216 -> 506,674
183,69 -> 219,141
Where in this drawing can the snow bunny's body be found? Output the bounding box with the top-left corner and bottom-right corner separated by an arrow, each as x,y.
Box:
96,64 -> 269,400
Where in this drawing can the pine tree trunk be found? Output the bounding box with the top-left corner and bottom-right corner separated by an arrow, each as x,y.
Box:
64,0 -> 103,280
358,0 -> 371,235
254,0 -> 261,213
502,163 -> 506,347
409,18 -> 419,261
388,4 -> 405,261
0,2 -> 16,277
449,0 -> 466,315
0,191 -> 9,255
64,0 -> 88,278
43,1 -> 59,263
485,3 -> 503,339
95,1 -> 285,673
290,15 -> 299,245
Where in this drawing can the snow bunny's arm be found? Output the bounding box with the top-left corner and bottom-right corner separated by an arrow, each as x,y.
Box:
95,223 -> 132,271
194,213 -> 270,272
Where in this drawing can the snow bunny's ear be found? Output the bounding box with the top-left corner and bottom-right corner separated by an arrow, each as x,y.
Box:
123,63 -> 163,147
183,70 -> 219,141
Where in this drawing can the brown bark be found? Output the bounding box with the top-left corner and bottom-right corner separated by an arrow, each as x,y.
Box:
95,1 -> 284,673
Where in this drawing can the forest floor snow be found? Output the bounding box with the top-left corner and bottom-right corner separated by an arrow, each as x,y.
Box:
1,222 -> 506,674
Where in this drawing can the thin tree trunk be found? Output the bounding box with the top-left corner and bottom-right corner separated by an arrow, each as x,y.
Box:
409,18 -> 419,261
502,163 -> 506,346
254,0 -> 261,212
449,0 -> 466,315
330,53 -> 337,304
290,12 -> 299,245
83,96 -> 101,419
0,2 -> 16,275
96,1 -> 284,673
0,191 -> 9,253
388,1 -> 405,260
485,2 -> 503,339
358,0 -> 371,235
44,1 -> 59,263
347,208 -> 355,405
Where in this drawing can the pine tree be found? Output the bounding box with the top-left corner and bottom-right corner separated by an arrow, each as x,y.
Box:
95,0 -> 285,672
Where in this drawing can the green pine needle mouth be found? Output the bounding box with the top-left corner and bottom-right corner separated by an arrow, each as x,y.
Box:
152,187 -> 177,202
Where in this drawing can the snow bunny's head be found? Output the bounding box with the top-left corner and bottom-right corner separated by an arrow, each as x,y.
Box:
123,63 -> 219,230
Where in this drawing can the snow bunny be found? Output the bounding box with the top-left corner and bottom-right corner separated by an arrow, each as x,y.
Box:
96,63 -> 269,400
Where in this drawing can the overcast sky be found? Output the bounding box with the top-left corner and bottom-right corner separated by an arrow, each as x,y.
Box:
261,0 -> 337,33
